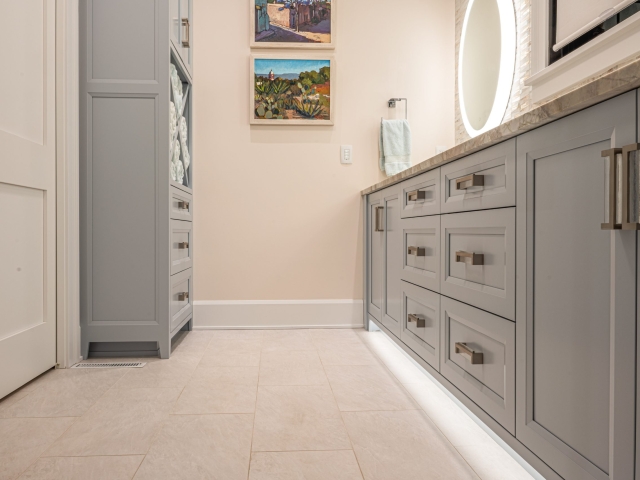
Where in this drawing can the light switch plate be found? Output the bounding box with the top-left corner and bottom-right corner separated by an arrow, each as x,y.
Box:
341,145 -> 353,164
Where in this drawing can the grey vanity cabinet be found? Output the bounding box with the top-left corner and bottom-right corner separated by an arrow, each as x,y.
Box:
516,91 -> 637,480
170,0 -> 193,78
367,185 -> 403,338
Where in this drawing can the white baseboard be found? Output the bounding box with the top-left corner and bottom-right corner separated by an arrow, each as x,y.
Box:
193,299 -> 364,330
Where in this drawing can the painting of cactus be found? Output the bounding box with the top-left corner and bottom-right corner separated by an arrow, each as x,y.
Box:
250,55 -> 334,125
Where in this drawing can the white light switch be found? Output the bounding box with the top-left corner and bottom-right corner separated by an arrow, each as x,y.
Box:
341,145 -> 353,164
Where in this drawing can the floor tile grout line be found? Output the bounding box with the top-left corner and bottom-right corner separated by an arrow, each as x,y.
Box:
317,346 -> 367,480
247,349 -> 262,480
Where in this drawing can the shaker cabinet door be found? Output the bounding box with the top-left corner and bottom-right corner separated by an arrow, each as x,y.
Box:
516,91 -> 637,480
381,186 -> 403,338
367,191 -> 384,322
170,0 -> 181,51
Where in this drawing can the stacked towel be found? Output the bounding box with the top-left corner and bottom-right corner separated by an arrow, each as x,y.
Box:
379,119 -> 412,176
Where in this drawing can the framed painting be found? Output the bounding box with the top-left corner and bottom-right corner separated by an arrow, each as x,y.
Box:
250,0 -> 335,49
250,55 -> 334,126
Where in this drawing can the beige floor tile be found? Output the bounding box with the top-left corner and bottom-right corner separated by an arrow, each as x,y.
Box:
317,344 -> 380,366
198,352 -> 261,367
0,390 -> 32,417
1,369 -> 127,418
249,451 -> 364,480
189,366 -> 260,386
261,330 -> 316,353
343,410 -> 479,480
113,356 -> 199,389
325,365 -> 419,412
206,337 -> 264,355
259,351 -> 327,386
173,384 -> 258,414
310,329 -> 365,347
0,417 -> 75,480
456,443 -> 535,480
133,414 -> 253,480
18,455 -> 144,480
403,382 -> 494,447
209,330 -> 265,341
43,388 -> 181,457
252,385 -> 352,452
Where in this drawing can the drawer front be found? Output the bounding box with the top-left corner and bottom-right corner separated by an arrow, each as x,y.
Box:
171,268 -> 193,331
441,139 -> 516,214
440,208 -> 515,320
170,187 -> 193,221
400,168 -> 440,218
401,216 -> 440,293
171,220 -> 193,275
400,281 -> 439,370
440,296 -> 515,434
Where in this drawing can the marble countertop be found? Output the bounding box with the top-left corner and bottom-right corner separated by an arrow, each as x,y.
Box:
362,55 -> 640,196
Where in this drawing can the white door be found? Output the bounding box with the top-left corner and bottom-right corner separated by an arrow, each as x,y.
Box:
0,0 -> 57,399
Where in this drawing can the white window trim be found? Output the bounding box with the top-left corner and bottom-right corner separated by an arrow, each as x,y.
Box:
528,0 -> 640,104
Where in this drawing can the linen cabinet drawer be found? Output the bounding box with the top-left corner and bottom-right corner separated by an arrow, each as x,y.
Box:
441,139 -> 516,214
170,187 -> 193,221
440,208 -> 515,320
440,296 -> 515,434
401,215 -> 440,292
401,281 -> 440,370
400,168 -> 440,218
171,268 -> 192,332
171,220 -> 193,275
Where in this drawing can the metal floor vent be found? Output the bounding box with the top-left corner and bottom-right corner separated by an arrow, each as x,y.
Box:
71,362 -> 146,369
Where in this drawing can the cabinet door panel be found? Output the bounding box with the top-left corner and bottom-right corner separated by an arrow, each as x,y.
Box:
517,91 -> 637,480
381,188 -> 402,337
170,0 -> 180,50
367,192 -> 383,321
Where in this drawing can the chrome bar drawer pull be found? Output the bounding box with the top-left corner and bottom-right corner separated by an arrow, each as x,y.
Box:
182,18 -> 191,47
601,148 -> 622,230
407,190 -> 426,201
178,242 -> 189,249
178,292 -> 189,301
178,201 -> 190,210
407,246 -> 426,257
408,314 -> 426,328
374,206 -> 384,232
621,143 -> 640,230
456,174 -> 484,190
455,251 -> 484,265
455,342 -> 483,364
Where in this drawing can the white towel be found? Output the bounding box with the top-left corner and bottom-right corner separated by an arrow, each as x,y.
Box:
379,119 -> 411,176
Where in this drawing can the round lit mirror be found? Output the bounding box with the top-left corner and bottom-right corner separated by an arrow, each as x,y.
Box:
459,0 -> 516,138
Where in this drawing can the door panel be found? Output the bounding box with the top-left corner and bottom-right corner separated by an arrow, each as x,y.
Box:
382,188 -> 402,337
0,0 -> 57,399
516,91 -> 637,480
368,192 -> 383,321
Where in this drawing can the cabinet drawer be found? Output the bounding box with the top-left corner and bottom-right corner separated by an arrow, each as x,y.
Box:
401,281 -> 439,370
171,220 -> 193,275
441,139 -> 516,214
171,268 -> 192,332
440,296 -> 515,434
400,168 -> 440,218
440,208 -> 515,320
170,187 -> 193,221
401,216 -> 440,293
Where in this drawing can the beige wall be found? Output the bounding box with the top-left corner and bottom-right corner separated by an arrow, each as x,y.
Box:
193,0 -> 455,301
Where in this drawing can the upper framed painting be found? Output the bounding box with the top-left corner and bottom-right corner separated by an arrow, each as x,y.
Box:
250,0 -> 335,49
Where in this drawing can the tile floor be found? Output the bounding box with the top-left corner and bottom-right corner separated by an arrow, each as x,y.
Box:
0,328 -> 536,480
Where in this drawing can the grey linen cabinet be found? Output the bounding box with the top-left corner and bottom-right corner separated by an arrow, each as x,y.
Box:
80,0 -> 195,359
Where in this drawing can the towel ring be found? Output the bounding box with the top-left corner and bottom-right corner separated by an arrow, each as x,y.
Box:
384,98 -> 408,120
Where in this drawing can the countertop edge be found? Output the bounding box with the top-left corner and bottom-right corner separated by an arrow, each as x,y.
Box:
361,56 -> 640,196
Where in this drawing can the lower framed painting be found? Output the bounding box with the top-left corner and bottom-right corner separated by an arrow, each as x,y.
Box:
250,54 -> 334,125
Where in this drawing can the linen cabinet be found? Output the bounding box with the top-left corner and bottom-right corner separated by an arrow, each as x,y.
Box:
516,92 -> 637,480
80,0 -> 195,359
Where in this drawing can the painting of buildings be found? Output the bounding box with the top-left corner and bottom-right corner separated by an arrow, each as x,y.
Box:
251,0 -> 334,48
250,56 -> 333,125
